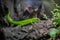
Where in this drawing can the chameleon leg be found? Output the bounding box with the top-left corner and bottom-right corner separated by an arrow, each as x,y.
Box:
31,21 -> 33,24
30,22 -> 34,25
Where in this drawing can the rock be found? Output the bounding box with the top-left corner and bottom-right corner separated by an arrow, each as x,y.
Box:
3,19 -> 54,40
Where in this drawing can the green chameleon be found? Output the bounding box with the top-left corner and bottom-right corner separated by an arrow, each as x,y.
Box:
7,10 -> 39,27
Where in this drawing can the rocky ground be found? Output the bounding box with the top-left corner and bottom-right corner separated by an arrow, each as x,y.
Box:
2,19 -> 55,40
0,18 -> 60,40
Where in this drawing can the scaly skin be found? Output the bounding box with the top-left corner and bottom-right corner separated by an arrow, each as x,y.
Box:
7,11 -> 39,27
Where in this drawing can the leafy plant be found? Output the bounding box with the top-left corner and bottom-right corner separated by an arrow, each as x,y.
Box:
49,28 -> 59,38
49,4 -> 60,39
51,4 -> 60,26
49,28 -> 60,38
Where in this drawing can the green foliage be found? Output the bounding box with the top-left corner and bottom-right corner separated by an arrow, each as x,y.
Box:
49,28 -> 60,38
43,14 -> 48,19
51,4 -> 60,26
7,10 -> 39,27
49,28 -> 59,38
54,0 -> 60,6
49,4 -> 60,38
